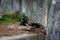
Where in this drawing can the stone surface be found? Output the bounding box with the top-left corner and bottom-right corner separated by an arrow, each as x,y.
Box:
0,34 -> 37,40
7,25 -> 15,30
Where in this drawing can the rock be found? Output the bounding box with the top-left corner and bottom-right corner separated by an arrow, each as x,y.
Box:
7,25 -> 15,30
18,26 -> 31,31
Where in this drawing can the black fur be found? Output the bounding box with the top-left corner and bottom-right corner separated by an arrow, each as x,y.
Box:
29,23 -> 41,29
20,18 -> 28,26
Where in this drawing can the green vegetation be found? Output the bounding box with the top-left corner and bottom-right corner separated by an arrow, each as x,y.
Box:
21,13 -> 29,21
0,12 -> 29,24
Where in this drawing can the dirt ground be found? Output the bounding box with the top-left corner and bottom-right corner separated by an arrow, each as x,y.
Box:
0,22 -> 46,40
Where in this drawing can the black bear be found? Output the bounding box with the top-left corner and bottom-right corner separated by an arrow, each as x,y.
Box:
28,23 -> 42,30
20,17 -> 28,26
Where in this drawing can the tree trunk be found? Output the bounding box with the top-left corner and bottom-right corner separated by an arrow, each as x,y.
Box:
47,0 -> 60,40
19,0 -> 22,14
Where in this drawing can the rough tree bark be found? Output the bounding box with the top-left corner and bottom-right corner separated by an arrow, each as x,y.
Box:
47,0 -> 60,40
